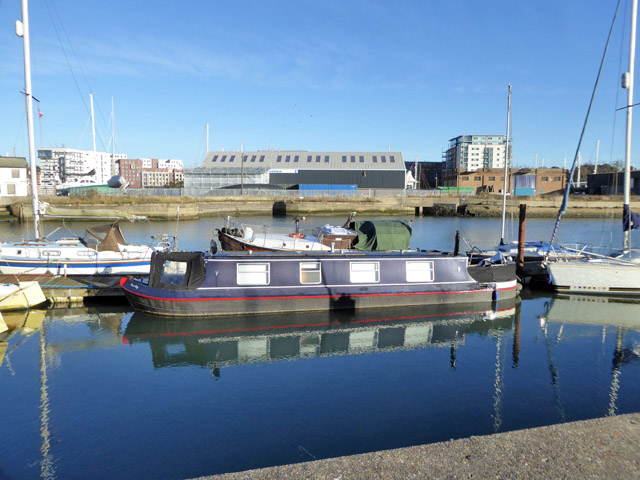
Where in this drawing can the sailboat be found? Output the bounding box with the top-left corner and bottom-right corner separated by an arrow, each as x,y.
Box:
547,0 -> 640,295
0,0 -> 168,276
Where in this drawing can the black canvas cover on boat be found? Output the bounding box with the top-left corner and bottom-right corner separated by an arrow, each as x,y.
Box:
149,251 -> 206,290
349,220 -> 412,251
84,222 -> 127,252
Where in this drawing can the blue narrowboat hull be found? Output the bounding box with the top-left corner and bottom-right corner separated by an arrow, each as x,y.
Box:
120,251 -> 518,317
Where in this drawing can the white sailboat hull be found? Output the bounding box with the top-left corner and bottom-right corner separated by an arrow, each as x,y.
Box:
548,260 -> 640,295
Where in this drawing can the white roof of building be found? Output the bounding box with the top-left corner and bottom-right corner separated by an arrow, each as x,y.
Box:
202,151 -> 405,171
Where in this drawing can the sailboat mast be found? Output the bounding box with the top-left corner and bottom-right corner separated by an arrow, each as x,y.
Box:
500,83 -> 512,245
623,0 -> 638,250
17,0 -> 41,240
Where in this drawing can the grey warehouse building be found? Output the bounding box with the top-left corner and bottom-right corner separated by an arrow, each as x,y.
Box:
184,151 -> 406,194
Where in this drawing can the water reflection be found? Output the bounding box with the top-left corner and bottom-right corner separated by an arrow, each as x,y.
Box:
540,294 -> 640,417
123,300 -> 517,376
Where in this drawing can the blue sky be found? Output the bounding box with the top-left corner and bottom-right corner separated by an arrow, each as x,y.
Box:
0,0 -> 636,170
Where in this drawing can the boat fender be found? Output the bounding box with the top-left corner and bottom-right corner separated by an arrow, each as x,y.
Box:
492,287 -> 498,301
210,240 -> 218,254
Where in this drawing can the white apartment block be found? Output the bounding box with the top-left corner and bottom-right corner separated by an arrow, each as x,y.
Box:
0,157 -> 29,196
444,135 -> 508,172
38,147 -> 127,185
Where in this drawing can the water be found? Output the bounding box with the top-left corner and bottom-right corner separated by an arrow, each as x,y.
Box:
1,215 -> 640,479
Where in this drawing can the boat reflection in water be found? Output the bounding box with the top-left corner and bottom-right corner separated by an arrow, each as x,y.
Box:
540,294 -> 640,416
123,299 -> 517,376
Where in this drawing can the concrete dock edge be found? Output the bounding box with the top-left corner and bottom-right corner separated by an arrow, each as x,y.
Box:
197,412 -> 640,479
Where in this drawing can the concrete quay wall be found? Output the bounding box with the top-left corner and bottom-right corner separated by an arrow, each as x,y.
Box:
4,194 -> 637,221
198,412 -> 640,480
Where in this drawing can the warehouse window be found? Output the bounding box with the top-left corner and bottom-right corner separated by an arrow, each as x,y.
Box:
211,155 -> 218,162
342,156 -> 347,163
285,155 -> 291,162
381,156 -> 387,163
316,155 -> 321,163
276,155 -> 282,162
259,155 -> 265,162
229,155 -> 235,162
372,156 -> 378,163
221,155 -> 227,162
251,155 -> 257,162
390,156 -> 396,163
12,169 -> 19,178
294,155 -> 299,162
325,156 -> 329,163
359,156 -> 364,163
307,155 -> 312,162
350,155 -> 356,162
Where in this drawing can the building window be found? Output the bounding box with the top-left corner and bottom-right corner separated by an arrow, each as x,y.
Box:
259,155 -> 265,162
372,156 -> 378,163
390,156 -> 396,163
325,156 -> 329,163
462,176 -> 469,181
350,262 -> 379,283
294,155 -> 299,162
300,262 -> 321,284
542,176 -> 549,181
237,263 -> 270,285
307,155 -> 312,162
285,155 -> 291,162
489,176 -> 496,181
554,176 -> 561,181
221,155 -> 227,162
350,155 -> 356,162
276,155 -> 282,162
212,155 -> 218,162
474,176 -> 481,181
229,155 -> 235,162
381,156 -> 387,163
359,155 -> 364,163
342,156 -> 347,163
406,261 -> 434,282
315,155 -> 321,163
251,155 -> 257,162
7,184 -> 16,195
11,169 -> 19,178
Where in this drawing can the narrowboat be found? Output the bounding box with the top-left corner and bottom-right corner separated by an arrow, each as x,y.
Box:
120,249 -> 518,317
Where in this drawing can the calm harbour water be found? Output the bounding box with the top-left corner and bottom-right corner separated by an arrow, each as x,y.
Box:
1,215 -> 640,479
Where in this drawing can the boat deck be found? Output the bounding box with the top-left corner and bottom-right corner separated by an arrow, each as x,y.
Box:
0,274 -> 134,306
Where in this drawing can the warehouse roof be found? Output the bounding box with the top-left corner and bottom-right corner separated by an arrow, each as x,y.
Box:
202,151 -> 405,171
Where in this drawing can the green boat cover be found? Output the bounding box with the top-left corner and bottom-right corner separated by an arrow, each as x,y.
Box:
350,220 -> 412,251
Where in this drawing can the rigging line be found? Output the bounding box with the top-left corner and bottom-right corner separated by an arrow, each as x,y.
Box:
549,0 -> 623,248
42,0 -> 89,116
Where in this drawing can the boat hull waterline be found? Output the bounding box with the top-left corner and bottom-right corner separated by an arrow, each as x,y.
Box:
120,251 -> 518,317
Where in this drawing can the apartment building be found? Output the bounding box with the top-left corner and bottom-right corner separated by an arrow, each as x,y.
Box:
444,135 -> 508,172
117,158 -> 184,188
38,147 -> 126,185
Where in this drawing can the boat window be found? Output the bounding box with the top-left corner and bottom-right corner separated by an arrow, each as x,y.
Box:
42,250 -> 61,256
350,262 -> 379,283
160,260 -> 188,285
237,263 -> 270,285
300,262 -> 321,284
77,250 -> 97,257
406,261 -> 434,282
